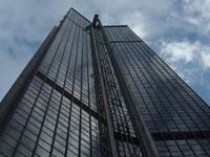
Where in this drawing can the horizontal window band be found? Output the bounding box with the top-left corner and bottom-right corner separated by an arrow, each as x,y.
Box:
96,40 -> 143,45
114,131 -> 140,145
109,40 -> 143,44
104,25 -> 128,27
36,71 -> 106,124
152,130 -> 210,141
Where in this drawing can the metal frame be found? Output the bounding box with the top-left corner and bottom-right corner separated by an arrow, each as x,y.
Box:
96,16 -> 159,157
90,18 -> 118,156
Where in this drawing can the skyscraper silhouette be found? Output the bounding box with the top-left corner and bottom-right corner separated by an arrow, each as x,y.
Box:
0,8 -> 210,157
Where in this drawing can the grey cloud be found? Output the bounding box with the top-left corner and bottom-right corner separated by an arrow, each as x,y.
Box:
0,0 -> 74,100
159,40 -> 210,102
0,0 -> 209,104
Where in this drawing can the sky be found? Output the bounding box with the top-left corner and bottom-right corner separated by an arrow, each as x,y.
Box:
0,0 -> 210,105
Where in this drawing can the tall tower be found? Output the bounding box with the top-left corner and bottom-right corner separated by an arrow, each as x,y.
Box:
1,8 -> 210,157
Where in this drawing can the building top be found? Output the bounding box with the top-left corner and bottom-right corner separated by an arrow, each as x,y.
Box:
0,8 -> 210,157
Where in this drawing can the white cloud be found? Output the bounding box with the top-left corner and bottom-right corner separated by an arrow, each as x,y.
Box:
0,0 -> 75,100
0,0 -> 160,100
169,0 -> 210,35
159,40 -> 210,87
0,0 -> 209,104
160,40 -> 199,63
201,51 -> 210,69
118,12 -> 148,38
184,0 -> 210,21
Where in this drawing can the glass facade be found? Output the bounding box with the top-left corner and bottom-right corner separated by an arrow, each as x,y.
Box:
0,8 -> 210,157
0,9 -> 102,157
104,25 -> 210,156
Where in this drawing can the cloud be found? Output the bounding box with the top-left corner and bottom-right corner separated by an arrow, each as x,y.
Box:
0,0 -> 74,100
159,39 -> 210,74
183,0 -> 210,25
72,0 -> 176,40
0,0 -> 209,104
0,0 -> 175,101
0,51 -> 32,99
159,40 -> 210,103
160,40 -> 198,63
202,53 -> 210,69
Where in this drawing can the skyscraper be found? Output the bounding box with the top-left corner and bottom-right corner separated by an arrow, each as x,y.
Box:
0,8 -> 210,157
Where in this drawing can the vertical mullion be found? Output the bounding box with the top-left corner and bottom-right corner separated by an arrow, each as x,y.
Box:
78,18 -> 85,157
31,20 -> 71,157
101,34 -> 139,155
60,21 -> 77,157
48,19 -> 75,157
140,42 -> 210,155
126,42 -> 202,156
97,41 -> 126,154
127,42 -> 190,156
95,30 -> 111,155
65,17 -> 81,156
86,32 -> 93,156
101,24 -> 159,157
123,42 -> 199,156
115,43 -> 173,157
91,26 -> 118,157
11,19 -> 69,157
144,42 -> 210,134
99,41 -> 130,155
